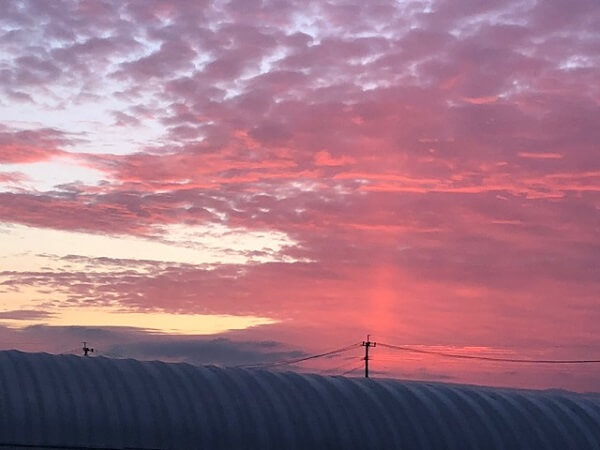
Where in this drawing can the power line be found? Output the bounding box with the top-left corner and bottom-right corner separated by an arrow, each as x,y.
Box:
378,343 -> 600,364
238,343 -> 360,369
341,363 -> 364,376
240,343 -> 360,369
325,353 -> 364,375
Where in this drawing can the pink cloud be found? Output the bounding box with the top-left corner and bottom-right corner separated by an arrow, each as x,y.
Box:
313,150 -> 355,167
1,0 -> 599,391
0,172 -> 28,184
0,127 -> 69,163
518,152 -> 564,159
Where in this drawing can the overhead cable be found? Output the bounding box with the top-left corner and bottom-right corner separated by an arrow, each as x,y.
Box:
379,343 -> 600,364
239,343 -> 361,369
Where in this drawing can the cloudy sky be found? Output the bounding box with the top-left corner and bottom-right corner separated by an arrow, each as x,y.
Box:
0,0 -> 599,391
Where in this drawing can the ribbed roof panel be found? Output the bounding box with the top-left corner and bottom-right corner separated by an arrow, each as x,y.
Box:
0,350 -> 599,449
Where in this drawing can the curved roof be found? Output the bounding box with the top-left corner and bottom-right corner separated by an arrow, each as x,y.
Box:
0,350 -> 599,450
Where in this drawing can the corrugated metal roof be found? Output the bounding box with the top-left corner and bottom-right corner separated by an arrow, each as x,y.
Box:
0,350 -> 599,449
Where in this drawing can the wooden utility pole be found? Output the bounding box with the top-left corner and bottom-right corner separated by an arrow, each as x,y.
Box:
361,335 -> 376,378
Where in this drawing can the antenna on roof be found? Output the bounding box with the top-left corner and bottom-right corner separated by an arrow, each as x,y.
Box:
82,342 -> 94,357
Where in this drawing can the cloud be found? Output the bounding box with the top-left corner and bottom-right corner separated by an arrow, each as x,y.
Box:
0,126 -> 69,163
0,0 -> 599,392
0,323 -> 306,367
518,152 -> 564,160
104,337 -> 305,366
0,171 -> 28,185
0,309 -> 53,320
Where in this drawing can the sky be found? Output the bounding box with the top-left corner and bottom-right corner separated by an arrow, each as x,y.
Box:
0,0 -> 599,392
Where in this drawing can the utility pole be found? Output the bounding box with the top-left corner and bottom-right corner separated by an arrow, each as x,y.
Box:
82,342 -> 94,356
361,335 -> 376,378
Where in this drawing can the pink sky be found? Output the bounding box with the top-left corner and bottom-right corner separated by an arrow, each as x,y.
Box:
0,0 -> 599,392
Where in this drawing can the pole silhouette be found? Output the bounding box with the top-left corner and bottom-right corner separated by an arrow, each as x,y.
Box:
361,335 -> 376,378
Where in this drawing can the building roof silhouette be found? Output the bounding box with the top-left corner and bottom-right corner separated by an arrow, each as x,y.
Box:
1,350 -> 599,449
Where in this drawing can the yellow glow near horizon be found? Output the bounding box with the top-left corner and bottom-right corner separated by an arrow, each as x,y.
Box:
0,306 -> 277,335
0,223 -> 287,336
0,287 -> 276,335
